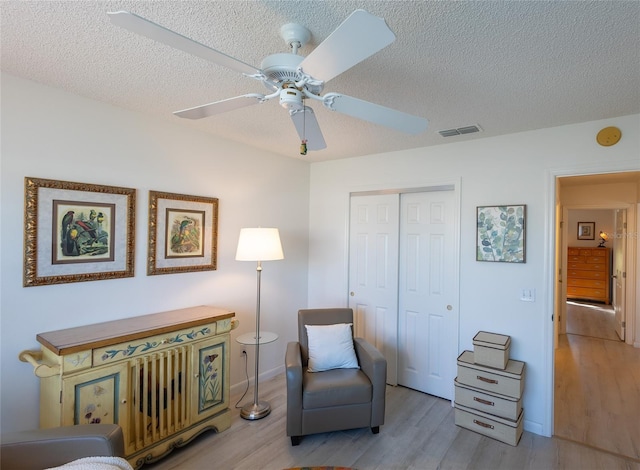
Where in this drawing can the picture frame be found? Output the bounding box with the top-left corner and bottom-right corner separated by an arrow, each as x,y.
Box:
476,204 -> 526,263
24,177 -> 136,287
147,190 -> 218,275
577,221 -> 595,240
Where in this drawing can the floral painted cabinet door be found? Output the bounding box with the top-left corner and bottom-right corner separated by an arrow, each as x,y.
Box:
61,362 -> 129,428
191,336 -> 229,419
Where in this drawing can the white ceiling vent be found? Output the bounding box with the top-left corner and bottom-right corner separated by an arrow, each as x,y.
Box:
438,125 -> 482,137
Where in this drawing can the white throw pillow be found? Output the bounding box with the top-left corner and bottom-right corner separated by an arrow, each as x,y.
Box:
305,323 -> 360,372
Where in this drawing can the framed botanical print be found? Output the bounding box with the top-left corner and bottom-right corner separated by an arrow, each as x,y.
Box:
24,177 -> 136,286
147,191 -> 218,275
476,204 -> 526,263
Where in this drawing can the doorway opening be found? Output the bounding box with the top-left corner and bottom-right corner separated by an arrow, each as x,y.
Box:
553,172 -> 640,460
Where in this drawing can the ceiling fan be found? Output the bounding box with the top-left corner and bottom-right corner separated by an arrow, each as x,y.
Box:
108,9 -> 428,153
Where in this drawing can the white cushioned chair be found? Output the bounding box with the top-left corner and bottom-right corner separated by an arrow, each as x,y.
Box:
285,308 -> 387,446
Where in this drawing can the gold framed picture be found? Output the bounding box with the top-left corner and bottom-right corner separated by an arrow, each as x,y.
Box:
24,177 -> 136,286
147,191 -> 218,275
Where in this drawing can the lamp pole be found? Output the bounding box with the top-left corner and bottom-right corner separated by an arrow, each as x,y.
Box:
240,261 -> 271,419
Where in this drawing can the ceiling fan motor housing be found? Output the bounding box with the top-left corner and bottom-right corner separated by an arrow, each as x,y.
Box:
260,53 -> 323,95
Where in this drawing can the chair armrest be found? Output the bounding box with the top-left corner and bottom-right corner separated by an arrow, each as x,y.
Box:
285,341 -> 303,437
1,424 -> 124,470
354,337 -> 387,427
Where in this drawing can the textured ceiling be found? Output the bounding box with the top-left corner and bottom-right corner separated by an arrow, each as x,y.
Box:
2,1 -> 639,161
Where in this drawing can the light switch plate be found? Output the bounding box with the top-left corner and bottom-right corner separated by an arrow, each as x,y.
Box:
520,288 -> 535,302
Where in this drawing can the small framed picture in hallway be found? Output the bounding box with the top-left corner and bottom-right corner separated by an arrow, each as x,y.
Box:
577,221 -> 595,240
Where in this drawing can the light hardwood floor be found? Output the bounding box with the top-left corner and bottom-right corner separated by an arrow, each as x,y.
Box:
145,369 -> 640,469
565,301 -> 619,341
555,302 -> 640,462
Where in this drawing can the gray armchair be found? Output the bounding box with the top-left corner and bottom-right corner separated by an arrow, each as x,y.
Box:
1,424 -> 127,470
285,308 -> 387,446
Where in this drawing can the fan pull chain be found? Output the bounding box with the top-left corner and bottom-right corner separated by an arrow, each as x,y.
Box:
300,105 -> 308,155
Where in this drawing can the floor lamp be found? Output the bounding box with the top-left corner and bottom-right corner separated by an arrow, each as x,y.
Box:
235,227 -> 284,420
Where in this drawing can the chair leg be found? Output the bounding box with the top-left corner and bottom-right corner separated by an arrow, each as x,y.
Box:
371,426 -> 380,434
291,436 -> 302,446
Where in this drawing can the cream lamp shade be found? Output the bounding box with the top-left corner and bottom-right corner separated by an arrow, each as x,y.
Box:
235,228 -> 284,261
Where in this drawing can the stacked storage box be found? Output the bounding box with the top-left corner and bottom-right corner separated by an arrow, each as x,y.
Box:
454,331 -> 525,446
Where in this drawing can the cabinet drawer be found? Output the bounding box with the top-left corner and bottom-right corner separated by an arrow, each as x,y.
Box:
566,278 -> 606,288
457,351 -> 525,399
567,270 -> 606,280
454,379 -> 521,420
94,322 -> 219,366
567,286 -> 607,299
568,262 -> 604,271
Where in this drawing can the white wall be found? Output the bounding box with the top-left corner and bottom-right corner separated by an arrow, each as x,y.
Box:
0,74 -> 310,432
307,113 -> 640,436
567,209 -> 614,247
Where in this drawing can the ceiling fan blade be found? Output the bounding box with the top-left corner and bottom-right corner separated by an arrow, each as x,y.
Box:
299,10 -> 395,83
323,93 -> 428,135
108,11 -> 263,78
174,94 -> 265,119
290,107 -> 327,151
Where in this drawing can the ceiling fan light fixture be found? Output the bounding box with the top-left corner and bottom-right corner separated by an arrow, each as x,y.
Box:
279,88 -> 304,110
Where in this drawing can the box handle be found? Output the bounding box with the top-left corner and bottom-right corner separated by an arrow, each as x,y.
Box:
473,419 -> 494,430
477,375 -> 498,384
473,396 -> 494,406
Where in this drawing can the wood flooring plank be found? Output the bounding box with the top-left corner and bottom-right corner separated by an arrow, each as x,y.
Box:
145,308 -> 640,470
555,318 -> 640,461
145,372 -> 640,470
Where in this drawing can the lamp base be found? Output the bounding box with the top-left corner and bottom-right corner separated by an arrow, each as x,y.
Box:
240,401 -> 271,420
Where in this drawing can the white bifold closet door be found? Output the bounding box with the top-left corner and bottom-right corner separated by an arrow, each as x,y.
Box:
348,190 -> 456,399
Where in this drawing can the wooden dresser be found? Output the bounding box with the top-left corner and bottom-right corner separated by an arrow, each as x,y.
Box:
20,306 -> 236,469
567,247 -> 610,303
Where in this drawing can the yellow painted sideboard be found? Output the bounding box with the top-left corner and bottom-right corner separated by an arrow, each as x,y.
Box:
20,305 -> 237,469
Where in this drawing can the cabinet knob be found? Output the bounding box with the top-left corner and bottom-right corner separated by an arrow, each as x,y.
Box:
121,399 -> 127,404
194,373 -> 200,378
350,292 -> 355,296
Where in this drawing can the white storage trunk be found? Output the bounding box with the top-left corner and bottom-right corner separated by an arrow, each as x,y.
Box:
457,351 -> 525,399
454,402 -> 523,446
473,331 -> 511,369
454,378 -> 522,421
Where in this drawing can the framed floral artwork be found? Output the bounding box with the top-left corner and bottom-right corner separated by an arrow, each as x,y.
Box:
24,177 -> 136,286
476,205 -> 526,263
147,191 -> 218,275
